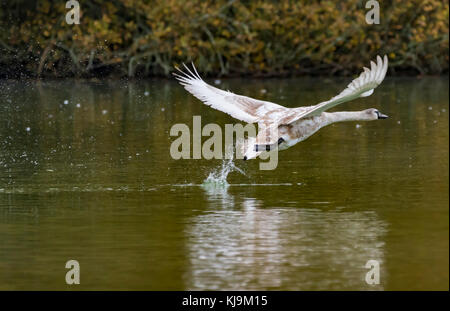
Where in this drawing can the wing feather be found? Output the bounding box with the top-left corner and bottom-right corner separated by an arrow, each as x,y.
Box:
173,64 -> 288,123
283,55 -> 389,124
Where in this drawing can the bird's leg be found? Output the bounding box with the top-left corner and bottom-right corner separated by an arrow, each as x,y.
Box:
254,138 -> 285,152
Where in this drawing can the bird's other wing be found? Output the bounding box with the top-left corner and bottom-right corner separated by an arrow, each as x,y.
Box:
173,63 -> 289,124
281,55 -> 388,125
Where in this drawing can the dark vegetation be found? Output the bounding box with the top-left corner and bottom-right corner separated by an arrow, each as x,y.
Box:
0,0 -> 448,78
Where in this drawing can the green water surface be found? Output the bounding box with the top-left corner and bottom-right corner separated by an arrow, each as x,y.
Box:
0,76 -> 448,290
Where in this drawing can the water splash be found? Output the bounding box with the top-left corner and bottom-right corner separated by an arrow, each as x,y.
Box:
202,154 -> 245,189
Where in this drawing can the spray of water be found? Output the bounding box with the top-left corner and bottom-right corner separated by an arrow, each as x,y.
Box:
202,146 -> 246,188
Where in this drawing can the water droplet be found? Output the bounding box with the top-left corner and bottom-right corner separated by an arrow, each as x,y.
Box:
202,149 -> 245,188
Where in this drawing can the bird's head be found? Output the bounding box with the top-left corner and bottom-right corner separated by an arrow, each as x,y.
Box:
364,108 -> 389,120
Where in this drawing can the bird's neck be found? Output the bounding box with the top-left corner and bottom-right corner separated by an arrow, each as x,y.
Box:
325,111 -> 372,124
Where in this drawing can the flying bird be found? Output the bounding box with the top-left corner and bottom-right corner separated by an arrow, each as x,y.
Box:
174,55 -> 388,160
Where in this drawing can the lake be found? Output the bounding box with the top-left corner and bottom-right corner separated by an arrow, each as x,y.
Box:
0,76 -> 448,290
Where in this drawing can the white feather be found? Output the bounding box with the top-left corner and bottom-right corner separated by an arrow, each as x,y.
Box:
173,64 -> 287,124
174,55 -> 388,129
280,55 -> 389,124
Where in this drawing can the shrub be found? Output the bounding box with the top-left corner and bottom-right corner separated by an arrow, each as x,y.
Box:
0,0 -> 448,78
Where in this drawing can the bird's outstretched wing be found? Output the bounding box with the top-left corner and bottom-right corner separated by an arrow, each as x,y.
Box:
279,55 -> 389,125
173,64 -> 288,124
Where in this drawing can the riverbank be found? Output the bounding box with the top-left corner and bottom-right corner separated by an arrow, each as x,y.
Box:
1,0 -> 448,79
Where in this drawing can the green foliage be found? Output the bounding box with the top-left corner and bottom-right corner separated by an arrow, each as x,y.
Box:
0,0 -> 448,78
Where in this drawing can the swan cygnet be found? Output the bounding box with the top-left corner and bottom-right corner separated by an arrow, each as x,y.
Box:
174,55 -> 389,160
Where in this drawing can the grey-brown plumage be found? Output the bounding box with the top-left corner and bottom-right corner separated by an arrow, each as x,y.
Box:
174,55 -> 389,160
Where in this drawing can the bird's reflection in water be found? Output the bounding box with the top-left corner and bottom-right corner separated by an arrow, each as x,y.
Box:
200,183 -> 235,209
185,189 -> 387,290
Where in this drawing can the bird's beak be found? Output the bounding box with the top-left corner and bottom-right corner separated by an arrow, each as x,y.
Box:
377,112 -> 389,119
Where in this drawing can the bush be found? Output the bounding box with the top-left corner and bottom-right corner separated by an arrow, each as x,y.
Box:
0,0 -> 448,78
